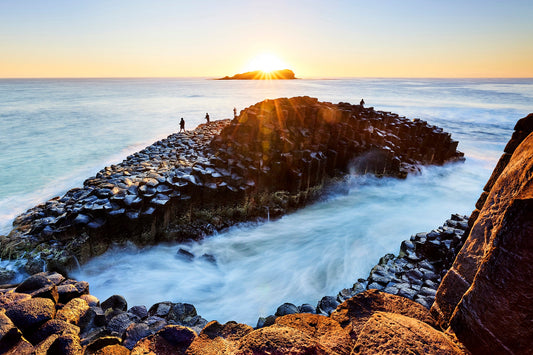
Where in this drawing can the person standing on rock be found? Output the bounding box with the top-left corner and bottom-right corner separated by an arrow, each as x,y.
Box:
179,117 -> 185,132
233,107 -> 237,119
205,113 -> 210,123
360,99 -> 365,106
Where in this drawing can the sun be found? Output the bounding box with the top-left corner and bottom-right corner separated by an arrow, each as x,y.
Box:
245,53 -> 288,73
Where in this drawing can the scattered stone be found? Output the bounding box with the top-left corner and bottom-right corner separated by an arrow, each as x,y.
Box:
274,303 -> 298,317
101,295 -> 127,312
130,325 -> 196,355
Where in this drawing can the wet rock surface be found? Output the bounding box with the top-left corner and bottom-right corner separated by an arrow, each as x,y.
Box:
0,97 -> 463,276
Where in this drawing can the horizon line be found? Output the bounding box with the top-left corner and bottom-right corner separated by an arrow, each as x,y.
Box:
1,76 -> 532,80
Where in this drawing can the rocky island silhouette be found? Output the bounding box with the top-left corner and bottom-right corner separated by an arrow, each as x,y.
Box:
217,69 -> 296,80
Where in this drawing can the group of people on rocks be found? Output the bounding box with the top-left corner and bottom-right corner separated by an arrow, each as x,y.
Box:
179,107 -> 238,132
179,101 -> 364,133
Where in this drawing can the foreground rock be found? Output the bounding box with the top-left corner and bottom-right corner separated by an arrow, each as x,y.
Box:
432,113 -> 533,354
0,274 -> 467,354
0,97 -> 463,276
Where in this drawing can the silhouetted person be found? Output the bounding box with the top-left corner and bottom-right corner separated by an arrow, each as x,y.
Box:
205,113 -> 210,123
233,107 -> 237,119
360,99 -> 365,106
179,117 -> 185,132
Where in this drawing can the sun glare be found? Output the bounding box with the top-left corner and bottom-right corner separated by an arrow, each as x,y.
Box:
246,53 -> 288,73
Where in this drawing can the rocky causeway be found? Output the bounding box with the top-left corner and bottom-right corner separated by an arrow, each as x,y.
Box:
2,98 -> 530,354
0,96 -> 464,276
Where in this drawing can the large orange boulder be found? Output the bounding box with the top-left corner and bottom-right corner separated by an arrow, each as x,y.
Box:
330,289 -> 437,339
352,312 -> 465,354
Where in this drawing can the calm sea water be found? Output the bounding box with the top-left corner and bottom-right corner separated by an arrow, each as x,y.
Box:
1,78 -> 532,324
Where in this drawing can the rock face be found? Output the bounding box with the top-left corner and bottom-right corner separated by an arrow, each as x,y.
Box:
0,97 -> 463,276
217,69 -> 296,80
431,113 -> 533,354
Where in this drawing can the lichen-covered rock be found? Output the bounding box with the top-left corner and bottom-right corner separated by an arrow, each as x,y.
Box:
234,325 -> 328,355
186,320 -> 253,355
330,289 -> 437,339
275,313 -> 353,355
352,312 -> 465,354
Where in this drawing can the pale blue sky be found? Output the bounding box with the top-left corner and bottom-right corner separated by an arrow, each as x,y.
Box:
1,0 -> 532,77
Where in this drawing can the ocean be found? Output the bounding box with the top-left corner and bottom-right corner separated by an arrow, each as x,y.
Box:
1,78 -> 532,325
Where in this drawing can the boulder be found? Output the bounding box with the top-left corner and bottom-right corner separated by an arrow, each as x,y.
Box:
0,310 -> 23,353
56,298 -> 90,327
130,325 -> 196,355
4,297 -> 56,332
275,313 -> 353,354
187,320 -> 253,355
330,289 -> 437,339
234,324 -> 328,355
352,312 -> 465,354
101,295 -> 128,312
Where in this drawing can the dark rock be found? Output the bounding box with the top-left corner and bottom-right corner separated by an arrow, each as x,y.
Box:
14,273 -> 58,303
46,332 -> 82,355
297,304 -> 316,314
128,305 -> 148,320
85,335 -> 122,353
148,302 -> 173,318
200,253 -> 216,264
0,310 -> 23,353
167,302 -> 197,325
274,303 -> 298,317
0,268 -> 15,284
130,325 -> 196,354
316,296 -> 339,316
5,297 -> 56,332
57,280 -> 89,304
101,295 -> 127,312
123,322 -> 151,350
176,248 -> 194,261
3,337 -> 33,354
255,315 -> 276,329
106,313 -> 134,337
30,319 -> 80,345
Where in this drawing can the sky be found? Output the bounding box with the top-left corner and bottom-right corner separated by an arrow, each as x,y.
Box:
0,0 -> 532,78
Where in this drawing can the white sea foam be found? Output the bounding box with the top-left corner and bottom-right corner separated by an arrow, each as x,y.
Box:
73,161 -> 489,325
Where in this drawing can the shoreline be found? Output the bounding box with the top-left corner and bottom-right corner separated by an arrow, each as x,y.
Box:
0,212 -> 469,349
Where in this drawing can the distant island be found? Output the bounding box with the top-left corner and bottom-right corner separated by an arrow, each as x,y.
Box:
217,69 -> 297,80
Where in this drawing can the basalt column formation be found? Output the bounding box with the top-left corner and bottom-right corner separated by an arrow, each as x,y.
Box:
0,97 -> 464,275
